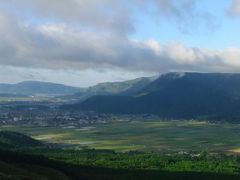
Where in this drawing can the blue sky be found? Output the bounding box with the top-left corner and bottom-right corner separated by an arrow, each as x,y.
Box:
0,0 -> 240,87
132,0 -> 239,49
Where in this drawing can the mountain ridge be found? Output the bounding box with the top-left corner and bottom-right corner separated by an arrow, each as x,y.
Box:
60,76 -> 154,102
64,72 -> 240,121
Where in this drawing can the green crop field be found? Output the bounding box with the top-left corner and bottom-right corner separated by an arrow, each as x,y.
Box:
2,120 -> 240,153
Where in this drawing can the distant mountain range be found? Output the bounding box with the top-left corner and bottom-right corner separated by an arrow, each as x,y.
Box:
0,77 -> 155,98
0,81 -> 81,97
64,72 -> 240,121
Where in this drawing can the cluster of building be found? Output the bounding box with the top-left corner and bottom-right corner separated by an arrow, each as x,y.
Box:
0,108 -> 113,127
0,101 -> 162,127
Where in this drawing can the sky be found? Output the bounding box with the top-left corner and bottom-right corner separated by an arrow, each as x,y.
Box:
0,0 -> 240,87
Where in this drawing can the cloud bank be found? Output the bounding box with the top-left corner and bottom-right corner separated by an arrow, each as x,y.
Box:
0,0 -> 240,82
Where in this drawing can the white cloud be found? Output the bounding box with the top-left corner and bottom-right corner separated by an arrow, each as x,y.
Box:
0,0 -> 238,86
0,15 -> 240,74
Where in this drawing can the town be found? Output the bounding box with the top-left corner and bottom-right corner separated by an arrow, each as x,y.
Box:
0,102 -> 160,127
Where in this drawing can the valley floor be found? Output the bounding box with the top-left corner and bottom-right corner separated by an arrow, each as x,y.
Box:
2,120 -> 240,179
2,120 -> 240,153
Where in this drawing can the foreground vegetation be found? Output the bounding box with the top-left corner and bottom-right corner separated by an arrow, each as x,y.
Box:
33,148 -> 240,174
1,131 -> 240,179
1,147 -> 240,180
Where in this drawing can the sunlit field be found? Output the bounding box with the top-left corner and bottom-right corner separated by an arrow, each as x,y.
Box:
2,120 -> 240,153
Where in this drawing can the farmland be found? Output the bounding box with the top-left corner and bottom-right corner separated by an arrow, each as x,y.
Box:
2,120 -> 240,153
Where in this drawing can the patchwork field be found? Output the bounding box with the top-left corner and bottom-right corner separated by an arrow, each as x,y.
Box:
2,120 -> 240,153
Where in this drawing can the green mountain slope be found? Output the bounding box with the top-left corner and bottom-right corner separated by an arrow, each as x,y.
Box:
66,72 -> 240,121
62,77 -> 153,102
